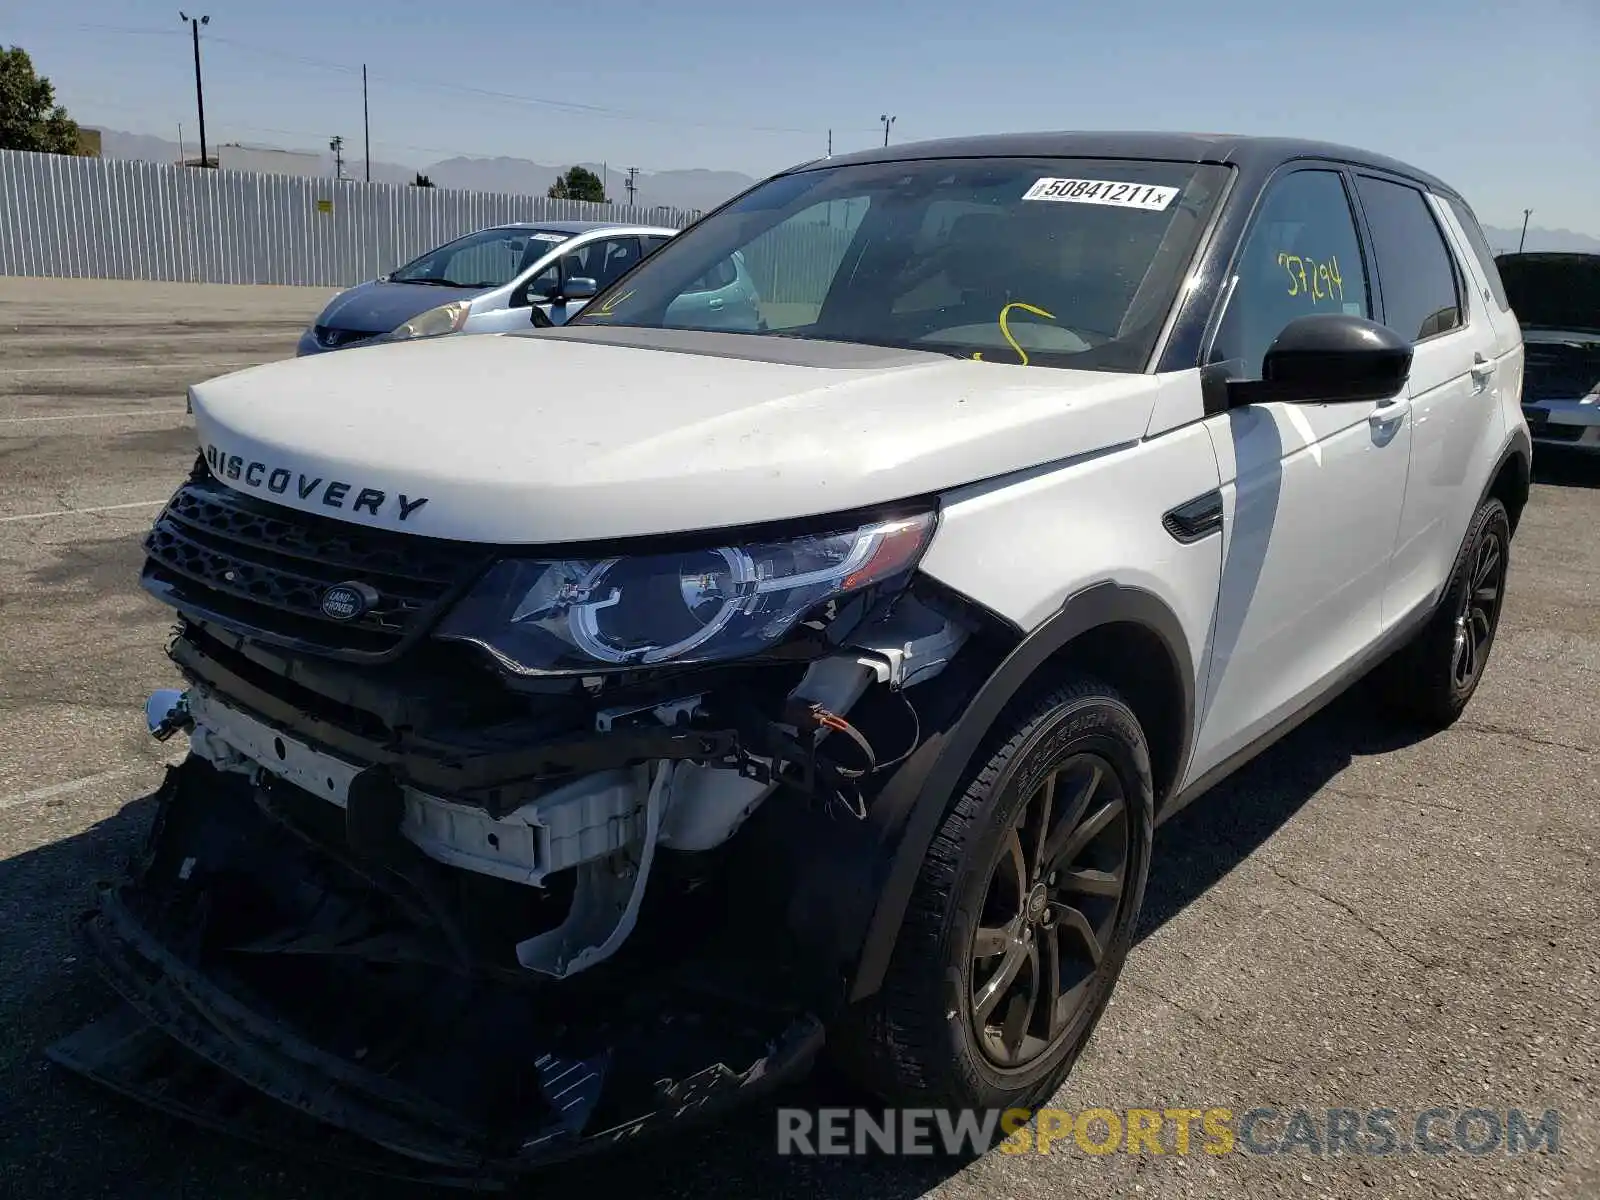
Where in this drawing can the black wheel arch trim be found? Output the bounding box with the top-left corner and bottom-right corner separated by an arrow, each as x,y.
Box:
1480,425 -> 1532,534
844,580 -> 1195,1005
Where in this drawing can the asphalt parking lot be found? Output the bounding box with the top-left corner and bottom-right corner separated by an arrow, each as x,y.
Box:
0,275 -> 1595,1199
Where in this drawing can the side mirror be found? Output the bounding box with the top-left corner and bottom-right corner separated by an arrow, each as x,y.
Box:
1226,313 -> 1413,407
562,276 -> 599,301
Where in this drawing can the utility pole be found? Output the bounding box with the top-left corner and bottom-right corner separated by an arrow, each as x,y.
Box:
1518,208 -> 1532,253
880,114 -> 895,147
625,166 -> 638,207
178,13 -> 210,167
330,135 -> 345,180
362,65 -> 370,182
177,122 -> 184,164
827,129 -> 832,157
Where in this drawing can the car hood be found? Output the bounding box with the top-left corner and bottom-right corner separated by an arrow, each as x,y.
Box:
187,327 -> 1162,544
315,279 -> 491,335
1495,252 -> 1600,335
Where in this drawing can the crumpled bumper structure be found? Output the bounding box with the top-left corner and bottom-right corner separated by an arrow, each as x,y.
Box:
49,757 -> 825,1189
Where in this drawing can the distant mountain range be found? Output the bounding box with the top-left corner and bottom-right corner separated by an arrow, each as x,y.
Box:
90,128 -> 760,214
89,127 -> 1599,252
1480,225 -> 1600,256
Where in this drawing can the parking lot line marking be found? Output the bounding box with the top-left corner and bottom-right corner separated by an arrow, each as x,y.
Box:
0,499 -> 166,524
0,764 -> 160,813
0,364 -> 193,375
0,408 -> 188,425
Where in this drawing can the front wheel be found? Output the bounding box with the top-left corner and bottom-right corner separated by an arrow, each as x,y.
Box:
832,676 -> 1154,1111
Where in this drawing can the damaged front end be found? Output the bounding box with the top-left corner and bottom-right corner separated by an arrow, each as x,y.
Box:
51,470 -> 989,1185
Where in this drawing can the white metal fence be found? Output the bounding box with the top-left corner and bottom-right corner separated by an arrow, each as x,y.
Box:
0,149 -> 701,288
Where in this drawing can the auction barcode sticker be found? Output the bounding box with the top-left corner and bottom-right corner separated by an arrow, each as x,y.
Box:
1023,178 -> 1179,210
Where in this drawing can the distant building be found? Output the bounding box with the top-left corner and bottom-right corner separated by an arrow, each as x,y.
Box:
216,144 -> 323,177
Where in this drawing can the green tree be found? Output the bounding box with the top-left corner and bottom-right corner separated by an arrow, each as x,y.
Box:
412,172 -> 435,188
0,47 -> 83,155
547,166 -> 606,203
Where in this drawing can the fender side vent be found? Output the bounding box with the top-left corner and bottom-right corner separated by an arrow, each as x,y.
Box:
1162,491 -> 1223,544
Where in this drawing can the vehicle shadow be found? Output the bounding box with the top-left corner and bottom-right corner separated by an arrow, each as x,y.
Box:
0,683 -> 1429,1200
1531,445 -> 1599,489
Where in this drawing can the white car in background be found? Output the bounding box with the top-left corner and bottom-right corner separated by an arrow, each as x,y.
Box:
295,221 -> 679,354
1495,251 -> 1600,451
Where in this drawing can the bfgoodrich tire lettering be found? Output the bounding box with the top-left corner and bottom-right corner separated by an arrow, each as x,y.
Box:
831,675 -> 1154,1110
1377,497 -> 1511,729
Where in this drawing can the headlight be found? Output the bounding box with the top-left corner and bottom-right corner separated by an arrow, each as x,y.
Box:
433,512 -> 936,675
382,301 -> 471,341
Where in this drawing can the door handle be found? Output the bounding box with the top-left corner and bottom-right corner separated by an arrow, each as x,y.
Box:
708,298 -> 725,310
1471,353 -> 1497,378
1369,395 -> 1411,426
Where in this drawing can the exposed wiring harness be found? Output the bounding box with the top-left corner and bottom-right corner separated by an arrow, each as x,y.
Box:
793,692 -> 922,821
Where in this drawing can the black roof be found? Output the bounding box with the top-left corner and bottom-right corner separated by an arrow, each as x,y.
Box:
788,130 -> 1457,198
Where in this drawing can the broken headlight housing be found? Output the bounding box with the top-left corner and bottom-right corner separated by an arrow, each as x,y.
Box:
433,512 -> 936,675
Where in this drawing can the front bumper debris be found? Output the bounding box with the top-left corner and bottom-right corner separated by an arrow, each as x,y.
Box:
49,757 -> 825,1187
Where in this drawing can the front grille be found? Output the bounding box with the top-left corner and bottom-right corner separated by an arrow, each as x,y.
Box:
141,477 -> 492,660
313,325 -> 376,350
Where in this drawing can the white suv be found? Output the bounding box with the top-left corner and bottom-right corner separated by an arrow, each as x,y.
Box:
62,132 -> 1531,1179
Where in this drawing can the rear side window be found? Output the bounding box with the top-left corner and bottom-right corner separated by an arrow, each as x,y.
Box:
1209,169 -> 1372,378
1443,196 -> 1512,312
684,256 -> 739,292
1354,176 -> 1464,341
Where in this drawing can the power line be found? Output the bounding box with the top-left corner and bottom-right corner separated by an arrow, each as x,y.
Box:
49,19 -> 881,138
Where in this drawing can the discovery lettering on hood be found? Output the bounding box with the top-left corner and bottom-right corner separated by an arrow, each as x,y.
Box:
203,443 -> 430,522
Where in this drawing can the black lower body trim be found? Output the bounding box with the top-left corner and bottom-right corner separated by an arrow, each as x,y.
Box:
1162,597 -> 1433,822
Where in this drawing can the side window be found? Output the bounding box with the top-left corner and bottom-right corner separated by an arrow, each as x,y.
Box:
643,235 -> 672,254
1209,169 -> 1372,378
525,261 -> 559,301
683,256 -> 739,294
557,236 -> 642,288
1443,195 -> 1512,313
590,236 -> 644,287
1354,176 -> 1464,341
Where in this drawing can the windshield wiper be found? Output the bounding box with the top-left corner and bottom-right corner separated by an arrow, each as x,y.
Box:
388,277 -> 489,288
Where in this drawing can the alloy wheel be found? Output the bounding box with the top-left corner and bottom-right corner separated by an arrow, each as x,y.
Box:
969,752 -> 1130,1069
1452,528 -> 1504,692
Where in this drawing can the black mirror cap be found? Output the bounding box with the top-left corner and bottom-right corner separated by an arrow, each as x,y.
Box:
562,276 -> 599,301
1228,313 -> 1414,407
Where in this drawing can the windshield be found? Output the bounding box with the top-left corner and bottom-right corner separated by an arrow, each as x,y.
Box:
388,227 -> 573,287
571,157 -> 1230,371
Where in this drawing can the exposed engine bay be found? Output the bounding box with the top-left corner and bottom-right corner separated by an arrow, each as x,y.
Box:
52,466 -> 997,1185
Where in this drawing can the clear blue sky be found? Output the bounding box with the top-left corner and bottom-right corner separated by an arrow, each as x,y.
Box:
12,0 -> 1598,234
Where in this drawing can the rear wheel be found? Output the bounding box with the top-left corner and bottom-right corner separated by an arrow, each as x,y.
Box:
1376,497 -> 1510,729
832,676 -> 1153,1110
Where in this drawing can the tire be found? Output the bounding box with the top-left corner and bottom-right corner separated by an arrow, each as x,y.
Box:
1375,497 -> 1511,729
831,675 -> 1154,1111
